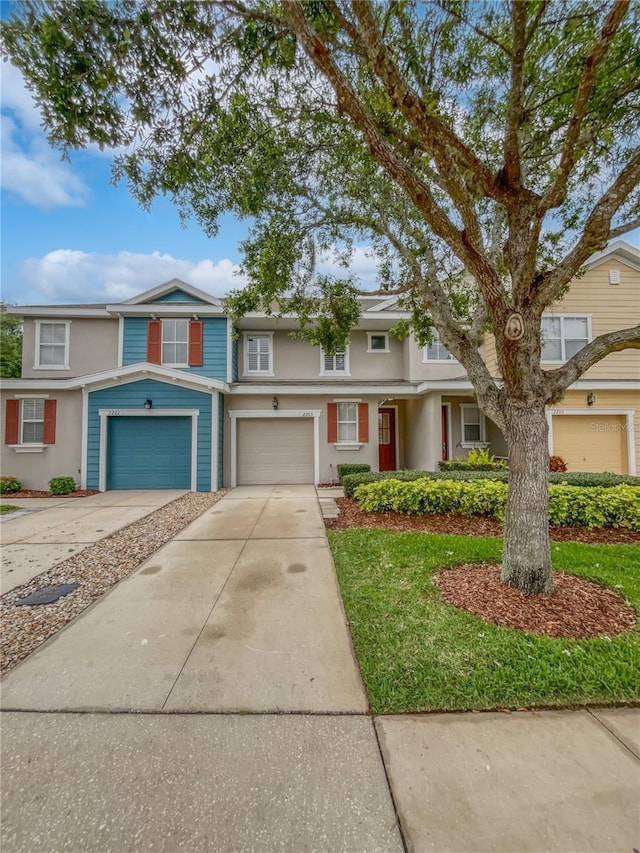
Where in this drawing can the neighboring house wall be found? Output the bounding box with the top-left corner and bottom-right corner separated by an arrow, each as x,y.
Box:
21,318 -> 119,379
86,379 -> 214,491
406,332 -> 471,382
0,390 -> 83,490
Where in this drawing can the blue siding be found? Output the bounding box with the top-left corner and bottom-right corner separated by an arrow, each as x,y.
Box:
122,317 -> 227,381
232,338 -> 239,381
87,379 -> 212,491
154,289 -> 207,303
218,394 -> 225,489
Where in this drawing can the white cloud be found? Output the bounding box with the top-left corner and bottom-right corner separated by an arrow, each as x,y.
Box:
18,249 -> 246,303
1,64 -> 89,209
316,245 -> 381,288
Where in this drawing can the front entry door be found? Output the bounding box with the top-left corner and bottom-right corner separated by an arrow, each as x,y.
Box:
441,405 -> 449,461
378,407 -> 397,471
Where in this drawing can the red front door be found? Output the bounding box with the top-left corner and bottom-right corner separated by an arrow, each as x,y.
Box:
441,405 -> 449,461
378,407 -> 397,471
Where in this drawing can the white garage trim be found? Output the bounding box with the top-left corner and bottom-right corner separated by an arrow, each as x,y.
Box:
228,409 -> 321,488
211,392 -> 219,492
98,408 -> 199,492
546,408 -> 636,475
81,388 -> 88,489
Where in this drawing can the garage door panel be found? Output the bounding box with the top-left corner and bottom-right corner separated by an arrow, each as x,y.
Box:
553,415 -> 628,474
237,419 -> 314,485
108,416 -> 192,489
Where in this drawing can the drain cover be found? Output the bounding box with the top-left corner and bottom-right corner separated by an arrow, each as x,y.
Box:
16,583 -> 79,606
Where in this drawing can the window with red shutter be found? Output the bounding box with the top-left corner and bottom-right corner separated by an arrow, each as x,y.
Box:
188,320 -> 203,366
147,320 -> 162,364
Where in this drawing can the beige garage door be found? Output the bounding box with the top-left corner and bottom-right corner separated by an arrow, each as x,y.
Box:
553,414 -> 628,474
237,418 -> 314,485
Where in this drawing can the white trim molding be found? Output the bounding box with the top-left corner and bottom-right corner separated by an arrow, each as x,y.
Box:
367,332 -> 390,353
8,445 -> 47,453
12,393 -> 50,399
226,320 -> 234,384
211,391 -> 219,492
242,331 -> 274,377
228,409 -> 321,488
460,402 -> 487,448
546,407 -> 636,476
320,345 -> 350,377
97,408 -> 200,492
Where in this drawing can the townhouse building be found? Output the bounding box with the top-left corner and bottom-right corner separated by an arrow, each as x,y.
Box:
1,241 -> 638,490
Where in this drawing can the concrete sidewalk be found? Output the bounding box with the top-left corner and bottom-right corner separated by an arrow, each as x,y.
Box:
1,486 -> 638,852
1,490 -> 186,593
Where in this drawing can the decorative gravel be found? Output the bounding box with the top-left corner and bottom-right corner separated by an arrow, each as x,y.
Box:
435,564 -> 637,639
1,491 -> 225,675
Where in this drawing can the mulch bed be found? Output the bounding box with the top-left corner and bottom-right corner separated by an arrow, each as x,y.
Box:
327,497 -> 640,545
435,564 -> 636,639
1,489 -> 99,498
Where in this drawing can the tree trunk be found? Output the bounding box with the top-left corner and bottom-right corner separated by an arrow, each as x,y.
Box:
501,403 -> 554,595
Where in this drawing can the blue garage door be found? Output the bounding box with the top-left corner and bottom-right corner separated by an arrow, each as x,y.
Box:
107,416 -> 192,490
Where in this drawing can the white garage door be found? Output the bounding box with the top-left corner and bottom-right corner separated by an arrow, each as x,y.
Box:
237,418 -> 314,485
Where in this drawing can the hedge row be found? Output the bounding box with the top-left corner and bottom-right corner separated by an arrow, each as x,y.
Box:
341,469 -> 640,497
353,479 -> 640,530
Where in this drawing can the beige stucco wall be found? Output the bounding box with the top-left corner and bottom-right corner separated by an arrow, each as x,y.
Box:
0,390 -> 83,490
240,330 -> 407,381
406,332 -> 474,382
21,318 -> 119,379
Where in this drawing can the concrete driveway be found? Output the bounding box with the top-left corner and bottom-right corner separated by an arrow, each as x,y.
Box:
1,490 -> 186,593
2,486 -> 638,852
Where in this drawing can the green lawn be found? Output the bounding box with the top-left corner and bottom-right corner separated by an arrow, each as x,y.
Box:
328,529 -> 640,713
0,505 -> 18,514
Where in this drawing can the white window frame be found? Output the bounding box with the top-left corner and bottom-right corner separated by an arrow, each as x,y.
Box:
460,403 -> 486,448
243,332 -> 274,376
161,318 -> 189,368
21,398 -> 45,445
541,314 -> 592,364
367,332 -> 390,353
34,320 -> 71,370
320,345 -> 350,376
422,329 -> 457,363
337,401 -> 359,444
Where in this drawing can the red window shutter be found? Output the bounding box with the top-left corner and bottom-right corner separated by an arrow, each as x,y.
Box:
327,403 -> 338,443
5,400 -> 19,445
189,320 -> 203,366
43,399 -> 57,445
147,320 -> 162,364
358,403 -> 369,443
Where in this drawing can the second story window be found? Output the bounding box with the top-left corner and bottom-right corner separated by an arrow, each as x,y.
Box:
422,330 -> 457,362
244,333 -> 273,375
35,321 -> 70,369
541,315 -> 590,362
367,333 -> 389,353
321,346 -> 349,376
162,319 -> 189,366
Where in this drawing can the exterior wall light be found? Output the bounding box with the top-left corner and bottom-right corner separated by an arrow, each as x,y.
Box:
272,396 -> 279,410
587,392 -> 595,406
144,399 -> 153,410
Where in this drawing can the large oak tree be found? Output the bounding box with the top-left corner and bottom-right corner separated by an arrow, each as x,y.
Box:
3,0 -> 639,593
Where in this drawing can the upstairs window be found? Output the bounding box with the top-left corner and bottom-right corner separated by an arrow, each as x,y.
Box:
321,346 -> 349,376
367,333 -> 389,353
541,315 -> 590,362
35,321 -> 70,369
244,333 -> 273,375
422,330 -> 457,362
162,319 -> 189,366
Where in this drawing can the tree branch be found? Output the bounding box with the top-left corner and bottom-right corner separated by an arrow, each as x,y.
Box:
502,0 -> 526,189
543,325 -> 640,403
539,0 -> 629,214
609,215 -> 640,239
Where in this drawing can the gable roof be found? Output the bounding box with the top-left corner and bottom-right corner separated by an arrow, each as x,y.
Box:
586,240 -> 640,272
122,278 -> 223,306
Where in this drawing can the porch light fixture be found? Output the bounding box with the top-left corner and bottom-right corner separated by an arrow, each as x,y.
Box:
587,392 -> 595,407
144,399 -> 153,410
272,396 -> 279,410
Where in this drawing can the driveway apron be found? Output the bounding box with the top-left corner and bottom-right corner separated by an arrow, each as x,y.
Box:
1,485 -> 368,713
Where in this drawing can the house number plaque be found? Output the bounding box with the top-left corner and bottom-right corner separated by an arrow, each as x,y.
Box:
505,312 -> 525,341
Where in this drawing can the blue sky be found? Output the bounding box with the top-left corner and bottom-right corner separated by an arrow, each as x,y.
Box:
1,57 -> 638,307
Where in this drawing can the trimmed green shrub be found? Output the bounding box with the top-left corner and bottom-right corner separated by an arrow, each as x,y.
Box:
336,463 -> 371,483
49,476 -> 77,495
353,478 -> 640,530
439,447 -> 507,471
342,468 -> 640,498
0,475 -> 21,494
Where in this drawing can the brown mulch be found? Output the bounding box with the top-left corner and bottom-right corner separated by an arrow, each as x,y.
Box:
327,497 -> 640,545
1,489 -> 99,499
434,564 -> 636,639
